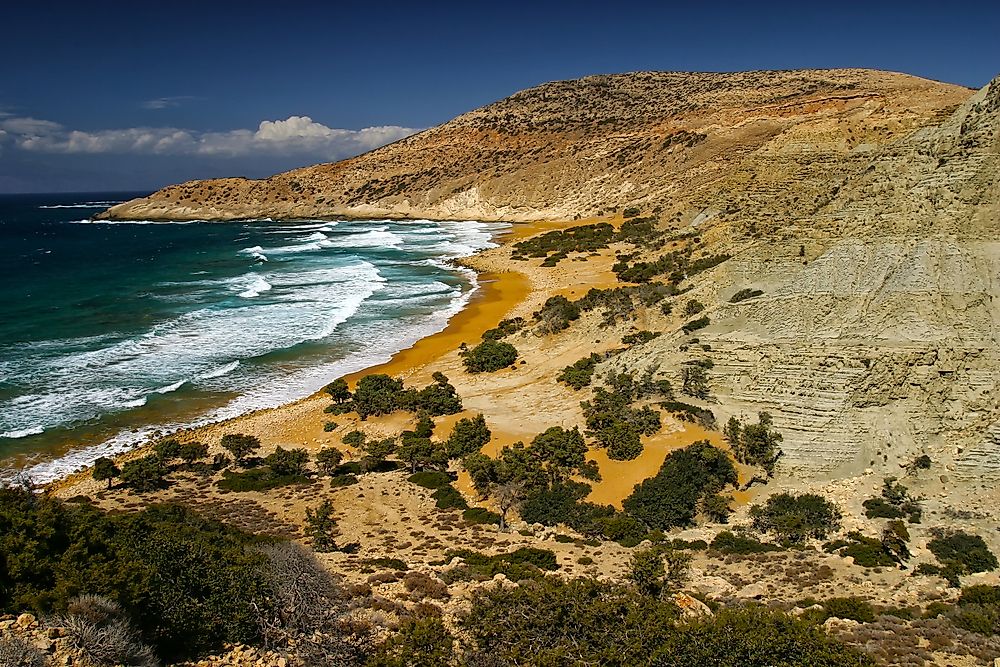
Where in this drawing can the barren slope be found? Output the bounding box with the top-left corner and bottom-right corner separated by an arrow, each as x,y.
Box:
97,69 -> 970,223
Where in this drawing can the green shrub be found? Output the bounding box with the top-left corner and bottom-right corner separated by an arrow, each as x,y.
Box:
431,484 -> 468,510
177,441 -> 208,465
216,468 -> 310,492
263,446 -> 308,476
533,295 -> 581,334
120,455 -> 167,492
749,493 -> 842,545
329,474 -> 359,488
315,447 -> 344,475
92,457 -> 120,489
367,617 -> 455,667
928,530 -> 998,577
711,530 -> 782,554
220,434 -> 260,465
408,471 -> 452,489
822,597 -> 876,623
304,500 -> 338,552
463,507 -> 500,525
682,315 -> 710,333
623,206 -> 641,218
399,372 -> 463,416
512,223 -> 616,264
723,413 -> 783,475
622,330 -> 660,346
660,400 -> 715,428
352,374 -> 404,419
557,353 -> 604,390
954,585 -> 1000,635
461,577 -> 872,666
0,489 -> 271,662
862,477 -> 922,523
323,378 -> 351,403
624,441 -> 737,531
323,421 -> 338,432
445,414 -> 491,458
482,317 -> 525,341
461,340 -> 518,373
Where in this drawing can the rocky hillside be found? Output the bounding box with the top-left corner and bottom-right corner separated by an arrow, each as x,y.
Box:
97,69 -> 970,222
620,74 -> 1000,483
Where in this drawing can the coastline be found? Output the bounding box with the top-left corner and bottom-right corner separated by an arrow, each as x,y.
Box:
42,221 -> 536,493
48,213 -> 728,511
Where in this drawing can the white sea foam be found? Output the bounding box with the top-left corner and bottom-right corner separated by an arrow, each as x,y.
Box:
239,245 -> 269,262
199,360 -> 240,379
11,219 -> 510,484
155,380 -> 186,394
38,201 -> 123,209
0,426 -> 44,439
237,276 -> 273,298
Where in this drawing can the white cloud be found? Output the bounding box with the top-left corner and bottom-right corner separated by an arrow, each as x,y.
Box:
140,96 -> 198,110
0,115 -> 419,160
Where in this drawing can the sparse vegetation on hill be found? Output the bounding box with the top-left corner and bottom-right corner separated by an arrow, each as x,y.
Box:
460,340 -> 519,373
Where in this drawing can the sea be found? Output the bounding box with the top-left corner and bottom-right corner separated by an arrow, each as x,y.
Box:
0,192 -> 508,483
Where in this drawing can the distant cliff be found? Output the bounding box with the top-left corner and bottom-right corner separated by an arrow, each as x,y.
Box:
96,69 -> 970,224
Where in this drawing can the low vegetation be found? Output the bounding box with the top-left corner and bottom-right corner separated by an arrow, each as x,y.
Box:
749,492 -> 842,545
460,340 -> 518,373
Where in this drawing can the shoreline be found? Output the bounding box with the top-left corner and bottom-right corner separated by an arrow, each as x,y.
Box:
40,221 -> 538,493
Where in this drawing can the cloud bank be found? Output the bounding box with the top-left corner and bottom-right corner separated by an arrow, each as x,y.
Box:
0,115 -> 419,160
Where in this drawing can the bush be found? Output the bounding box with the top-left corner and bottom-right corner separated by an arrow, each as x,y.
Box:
177,441 -> 208,465
217,468 -> 310,492
305,500 -> 338,552
682,315 -> 710,333
683,299 -> 705,317
680,362 -> 710,399
0,637 -> 46,667
323,421 -> 338,432
352,374 -> 405,420
264,446 -> 309,476
0,489 -> 272,662
482,317 -> 525,341
711,530 -> 782,554
153,438 -> 181,462
623,441 -> 737,531
928,530 -> 998,577
323,378 -> 351,403
822,597 -> 876,623
862,477 -> 922,523
315,447 -> 344,475
408,471 -> 452,489
463,507 -> 501,525
622,330 -> 660,346
58,595 -> 156,667
557,353 -> 604,390
329,474 -> 359,488
120,455 -> 166,492
749,493 -> 842,545
954,585 -> 1000,635
431,484 -> 469,510
461,340 -> 518,373
723,413 -> 783,475
445,414 -> 491,458
461,577 -> 872,666
220,433 -> 261,465
92,457 -> 120,489
533,295 -> 581,334
367,617 -> 454,667
399,372 -> 463,416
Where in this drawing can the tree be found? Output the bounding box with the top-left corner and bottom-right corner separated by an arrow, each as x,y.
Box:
120,455 -> 166,492
629,546 -> 691,598
530,426 -> 598,485
92,457 -> 120,490
153,439 -> 181,463
494,481 -> 526,532
701,493 -> 733,523
749,492 -> 842,545
623,441 -> 736,531
323,378 -> 351,404
315,448 -> 344,476
728,412 -> 783,475
305,500 -> 338,552
398,432 -> 446,474
353,374 -> 405,420
460,340 -> 518,373
177,442 -> 208,466
446,414 -> 491,459
400,373 -> 463,416
680,363 -> 709,399
359,437 -> 397,472
264,447 -> 309,476
220,434 -> 261,466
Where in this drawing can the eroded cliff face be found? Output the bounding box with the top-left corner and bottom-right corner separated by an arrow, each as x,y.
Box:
626,76 -> 1000,481
97,69 -> 970,223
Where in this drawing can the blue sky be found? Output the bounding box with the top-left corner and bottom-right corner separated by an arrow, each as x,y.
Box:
1,0 -> 997,193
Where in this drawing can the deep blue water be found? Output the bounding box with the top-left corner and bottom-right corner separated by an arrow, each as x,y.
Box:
0,192 -> 506,480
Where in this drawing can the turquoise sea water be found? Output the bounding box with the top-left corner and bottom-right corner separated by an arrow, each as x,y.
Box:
0,192 -> 507,482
